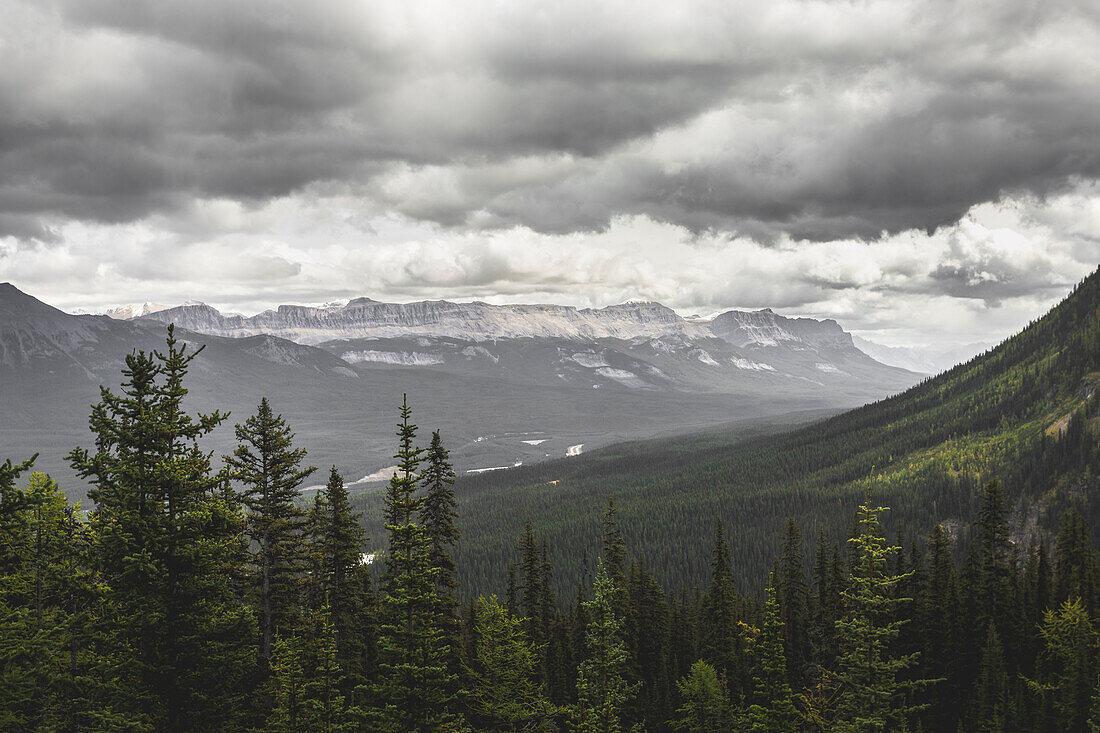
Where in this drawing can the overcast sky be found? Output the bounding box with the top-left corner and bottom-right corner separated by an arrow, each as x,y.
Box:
0,0 -> 1097,348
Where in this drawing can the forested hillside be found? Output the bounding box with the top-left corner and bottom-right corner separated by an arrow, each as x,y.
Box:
409,269 -> 1100,596
4,274 -> 1100,730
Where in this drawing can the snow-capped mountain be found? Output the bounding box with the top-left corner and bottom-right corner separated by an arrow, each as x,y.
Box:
103,302 -> 172,320
134,296 -> 857,352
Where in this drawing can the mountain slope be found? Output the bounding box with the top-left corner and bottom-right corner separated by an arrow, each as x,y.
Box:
406,270 -> 1100,596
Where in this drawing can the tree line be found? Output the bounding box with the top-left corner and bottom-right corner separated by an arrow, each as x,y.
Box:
4,326 -> 1100,731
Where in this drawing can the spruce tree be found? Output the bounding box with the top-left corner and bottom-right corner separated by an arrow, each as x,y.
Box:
701,523 -> 746,703
777,516 -> 810,686
832,490 -> 920,733
969,622 -> 1009,732
69,327 -> 254,731
371,395 -> 463,731
918,523 -> 962,730
225,397 -> 316,672
1025,598 -> 1097,731
672,660 -> 735,732
745,574 -> 799,732
303,467 -> 371,690
575,558 -> 639,733
468,595 -> 558,730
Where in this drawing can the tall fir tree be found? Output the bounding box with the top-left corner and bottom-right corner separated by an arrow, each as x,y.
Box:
468,595 -> 558,730
672,660 -> 736,733
777,516 -> 811,687
225,397 -> 316,673
303,467 -> 372,691
69,327 -> 255,731
969,622 -> 1010,733
744,573 -> 799,733
575,558 -> 639,733
702,523 -> 746,704
831,490 -> 920,733
371,395 -> 464,732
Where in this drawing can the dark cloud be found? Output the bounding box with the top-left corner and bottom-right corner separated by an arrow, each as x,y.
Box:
0,0 -> 1097,249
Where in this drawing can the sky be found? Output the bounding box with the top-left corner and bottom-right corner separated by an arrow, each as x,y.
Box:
0,0 -> 1098,349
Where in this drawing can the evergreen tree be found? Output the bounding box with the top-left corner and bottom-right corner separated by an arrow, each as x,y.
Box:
970,480 -> 1016,658
969,623 -> 1010,733
744,574 -> 799,732
917,523 -> 962,731
672,660 -> 735,732
701,523 -> 746,703
69,327 -> 255,731
602,498 -> 628,612
420,430 -> 460,619
303,467 -> 371,690
371,396 -> 464,731
832,491 -> 919,733
778,516 -> 811,687
468,595 -> 558,730
575,559 -> 639,733
1025,598 -> 1097,731
225,397 -> 316,672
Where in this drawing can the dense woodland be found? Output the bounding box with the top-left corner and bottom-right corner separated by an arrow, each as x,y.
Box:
2,270 -> 1100,731
426,270 -> 1100,597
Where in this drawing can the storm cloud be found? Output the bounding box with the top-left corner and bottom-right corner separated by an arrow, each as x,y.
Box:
0,0 -> 1098,346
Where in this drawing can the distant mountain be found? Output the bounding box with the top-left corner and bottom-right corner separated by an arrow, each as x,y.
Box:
852,335 -> 990,375
0,284 -> 920,503
439,269 -> 1100,594
128,295 -> 918,396
103,302 -> 171,320
136,297 -> 860,349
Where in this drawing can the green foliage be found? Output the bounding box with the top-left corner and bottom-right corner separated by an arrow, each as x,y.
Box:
1025,598 -> 1098,731
303,467 -> 373,692
468,595 -> 558,730
225,397 -> 317,670
576,558 -> 640,733
68,326 -> 255,731
744,576 -> 799,732
371,395 -> 465,732
671,660 -> 735,732
832,491 -> 920,733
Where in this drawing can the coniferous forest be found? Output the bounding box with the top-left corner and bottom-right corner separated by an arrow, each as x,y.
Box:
3,268 -> 1100,732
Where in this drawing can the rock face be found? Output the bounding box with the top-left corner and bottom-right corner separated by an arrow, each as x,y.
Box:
137,296 -> 857,351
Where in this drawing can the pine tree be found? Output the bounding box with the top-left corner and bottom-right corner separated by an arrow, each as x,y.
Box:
519,521 -> 545,645
744,574 -> 799,732
69,327 -> 255,731
601,498 -> 628,613
303,467 -> 371,690
701,523 -> 746,703
1025,598 -> 1097,731
832,490 -> 920,733
969,623 -> 1009,733
777,516 -> 810,686
468,595 -> 558,730
371,395 -> 464,732
575,558 -> 639,733
672,660 -> 735,732
970,480 -> 1015,656
225,397 -> 316,672
917,523 -> 962,730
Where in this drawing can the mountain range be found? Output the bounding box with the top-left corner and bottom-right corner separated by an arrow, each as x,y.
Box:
1,284 -> 920,501
436,269 -> 1100,594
